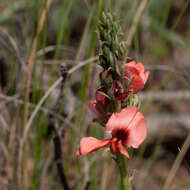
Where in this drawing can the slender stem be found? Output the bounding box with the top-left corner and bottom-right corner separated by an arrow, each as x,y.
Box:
116,153 -> 132,190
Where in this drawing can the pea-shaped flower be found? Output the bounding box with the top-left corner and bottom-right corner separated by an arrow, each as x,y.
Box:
125,61 -> 149,93
76,106 -> 146,158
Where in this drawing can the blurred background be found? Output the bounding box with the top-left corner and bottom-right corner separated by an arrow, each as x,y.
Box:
0,0 -> 190,190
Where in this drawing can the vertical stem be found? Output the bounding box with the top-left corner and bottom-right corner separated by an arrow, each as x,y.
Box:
116,153 -> 132,190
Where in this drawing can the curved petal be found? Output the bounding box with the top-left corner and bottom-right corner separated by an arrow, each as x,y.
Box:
129,75 -> 144,92
96,90 -> 106,105
76,137 -> 111,155
89,100 -> 106,118
110,141 -> 118,154
125,61 -> 149,92
117,140 -> 130,158
126,62 -> 144,73
134,62 -> 145,72
89,100 -> 98,114
143,71 -> 150,84
125,112 -> 147,148
125,61 -> 136,68
105,107 -> 138,133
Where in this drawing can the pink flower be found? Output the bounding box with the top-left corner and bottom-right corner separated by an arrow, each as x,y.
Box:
76,107 -> 146,158
125,61 -> 149,93
89,89 -> 110,121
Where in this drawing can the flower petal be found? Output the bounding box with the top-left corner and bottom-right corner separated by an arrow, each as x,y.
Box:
144,71 -> 150,84
89,100 -> 97,114
89,100 -> 107,119
117,140 -> 130,158
125,61 -> 149,92
105,107 -> 138,133
125,61 -> 137,68
126,112 -> 147,148
129,75 -> 145,92
76,137 -> 111,155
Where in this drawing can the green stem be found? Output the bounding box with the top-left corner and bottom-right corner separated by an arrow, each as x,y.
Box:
116,153 -> 132,190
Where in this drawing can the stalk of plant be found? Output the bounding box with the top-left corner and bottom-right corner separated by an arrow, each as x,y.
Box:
76,13 -> 149,190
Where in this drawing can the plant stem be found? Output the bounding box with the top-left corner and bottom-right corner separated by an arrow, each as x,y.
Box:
116,153 -> 132,190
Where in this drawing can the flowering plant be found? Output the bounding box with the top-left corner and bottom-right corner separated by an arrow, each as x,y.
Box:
76,12 -> 149,189
76,106 -> 146,158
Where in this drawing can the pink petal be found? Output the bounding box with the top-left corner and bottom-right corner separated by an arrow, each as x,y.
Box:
89,100 -> 106,118
126,112 -> 147,148
125,61 -> 136,67
144,71 -> 150,84
126,62 -> 144,72
96,90 -> 106,105
134,62 -> 145,72
76,137 -> 111,155
89,100 -> 97,113
117,140 -> 130,158
105,107 -> 138,133
110,141 -> 118,154
129,75 -> 145,92
125,61 -> 149,92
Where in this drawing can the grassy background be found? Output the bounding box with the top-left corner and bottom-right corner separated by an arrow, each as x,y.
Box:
0,0 -> 190,189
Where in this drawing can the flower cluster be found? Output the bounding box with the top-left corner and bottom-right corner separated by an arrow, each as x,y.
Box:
76,13 -> 149,158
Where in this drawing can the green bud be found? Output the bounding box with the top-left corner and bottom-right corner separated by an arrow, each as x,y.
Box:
108,52 -> 113,65
115,61 -> 121,76
126,94 -> 140,107
102,45 -> 110,56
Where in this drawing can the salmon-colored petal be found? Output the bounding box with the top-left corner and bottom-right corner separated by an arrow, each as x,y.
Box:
125,61 -> 149,92
117,140 -> 130,158
110,141 -> 118,154
76,137 -> 111,155
126,112 -> 147,148
129,75 -> 144,92
144,71 -> 150,84
89,100 -> 106,118
96,90 -> 106,105
105,107 -> 138,133
135,62 -> 145,72
125,61 -> 136,67
126,62 -> 144,72
89,100 -> 97,113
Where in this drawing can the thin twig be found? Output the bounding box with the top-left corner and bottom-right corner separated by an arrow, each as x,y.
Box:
68,56 -> 98,74
0,94 -> 20,107
48,64 -> 70,189
83,157 -> 91,190
163,134 -> 190,190
0,30 -> 26,92
139,90 -> 190,101
0,114 -> 9,133
0,93 -> 73,128
0,30 -> 26,71
183,158 -> 190,175
36,45 -> 75,58
53,135 -> 70,190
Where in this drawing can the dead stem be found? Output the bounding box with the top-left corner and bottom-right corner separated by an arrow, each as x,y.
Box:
163,134 -> 190,190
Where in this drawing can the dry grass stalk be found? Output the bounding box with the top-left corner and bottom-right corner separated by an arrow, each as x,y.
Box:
17,0 -> 53,187
163,134 -> 190,190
